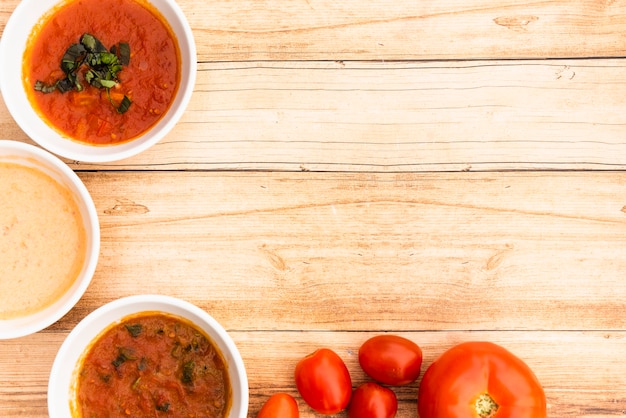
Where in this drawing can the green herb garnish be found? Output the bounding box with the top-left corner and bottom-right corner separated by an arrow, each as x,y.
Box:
111,347 -> 137,368
34,33 -> 132,114
125,324 -> 143,338
181,360 -> 195,384
111,353 -> 127,368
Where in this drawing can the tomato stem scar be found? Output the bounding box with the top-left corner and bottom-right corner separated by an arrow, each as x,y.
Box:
475,393 -> 499,418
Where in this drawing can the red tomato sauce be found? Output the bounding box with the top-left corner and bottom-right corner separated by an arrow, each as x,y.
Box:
23,0 -> 180,145
75,313 -> 231,418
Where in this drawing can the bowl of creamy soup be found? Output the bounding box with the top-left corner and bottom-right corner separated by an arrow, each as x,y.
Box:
49,295 -> 249,418
0,0 -> 196,163
0,140 -> 100,339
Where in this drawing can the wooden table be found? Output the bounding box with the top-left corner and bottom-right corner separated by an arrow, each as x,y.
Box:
2,1 -> 626,416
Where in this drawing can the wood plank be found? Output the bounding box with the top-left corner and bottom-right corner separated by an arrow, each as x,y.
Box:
4,60 -> 626,171
3,0 -> 626,60
1,331 -> 624,417
36,171 -> 626,332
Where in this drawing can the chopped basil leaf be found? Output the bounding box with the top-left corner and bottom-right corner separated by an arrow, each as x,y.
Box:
125,324 -> 143,337
112,346 -> 137,368
34,33 -> 132,112
118,42 -> 131,66
116,95 -> 132,114
80,33 -> 108,53
170,342 -> 182,359
181,361 -> 195,384
61,43 -> 86,73
112,353 -> 127,368
105,89 -> 132,114
34,80 -> 57,94
99,79 -> 117,89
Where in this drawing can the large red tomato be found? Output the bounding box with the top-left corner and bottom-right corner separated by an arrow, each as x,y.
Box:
358,335 -> 422,385
418,341 -> 546,418
295,348 -> 352,415
257,393 -> 299,418
348,382 -> 398,418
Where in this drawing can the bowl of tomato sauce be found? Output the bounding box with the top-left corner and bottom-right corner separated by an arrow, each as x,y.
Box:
0,140 -> 100,339
0,0 -> 196,163
48,295 -> 249,418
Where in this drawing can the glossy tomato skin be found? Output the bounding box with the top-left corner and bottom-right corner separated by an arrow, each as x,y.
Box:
418,341 -> 547,418
348,382 -> 398,418
257,393 -> 299,418
358,335 -> 423,385
295,348 -> 352,415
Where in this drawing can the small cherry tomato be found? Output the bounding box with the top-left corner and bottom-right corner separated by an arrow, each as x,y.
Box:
257,393 -> 299,418
295,348 -> 352,415
358,335 -> 423,385
418,341 -> 546,418
348,382 -> 397,418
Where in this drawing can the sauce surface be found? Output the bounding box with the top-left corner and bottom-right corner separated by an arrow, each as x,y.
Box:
75,312 -> 232,418
23,0 -> 180,145
0,162 -> 86,319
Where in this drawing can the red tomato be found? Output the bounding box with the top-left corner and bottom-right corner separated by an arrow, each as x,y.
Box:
418,341 -> 547,418
358,335 -> 423,385
348,382 -> 398,418
294,348 -> 352,415
257,393 -> 299,418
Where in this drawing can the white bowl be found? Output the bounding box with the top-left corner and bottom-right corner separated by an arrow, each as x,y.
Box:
48,295 -> 249,418
0,0 -> 196,163
0,140 -> 100,339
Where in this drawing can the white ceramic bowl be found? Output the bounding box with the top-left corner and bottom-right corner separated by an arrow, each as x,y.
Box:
0,140 -> 100,339
48,295 -> 249,418
0,0 -> 196,163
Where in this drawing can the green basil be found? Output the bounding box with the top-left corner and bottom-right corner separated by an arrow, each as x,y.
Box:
34,33 -> 132,114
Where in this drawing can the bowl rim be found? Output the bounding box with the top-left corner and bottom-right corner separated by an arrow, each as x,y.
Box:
0,140 -> 100,339
0,0 -> 197,163
48,294 -> 250,418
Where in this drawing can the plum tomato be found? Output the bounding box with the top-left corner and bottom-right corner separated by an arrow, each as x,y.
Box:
294,348 -> 352,415
358,335 -> 423,385
348,382 -> 398,418
256,393 -> 299,418
418,341 -> 546,418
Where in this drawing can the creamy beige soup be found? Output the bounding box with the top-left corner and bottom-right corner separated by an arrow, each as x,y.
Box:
0,162 -> 86,319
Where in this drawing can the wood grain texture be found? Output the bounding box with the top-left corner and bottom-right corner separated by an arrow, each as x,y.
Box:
4,60 -> 626,172
4,0 -> 624,61
66,171 -> 626,332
